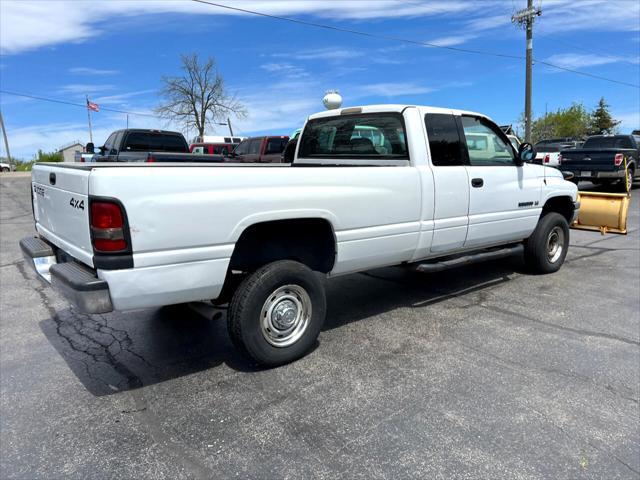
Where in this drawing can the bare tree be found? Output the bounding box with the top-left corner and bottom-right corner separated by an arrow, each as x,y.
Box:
156,54 -> 246,138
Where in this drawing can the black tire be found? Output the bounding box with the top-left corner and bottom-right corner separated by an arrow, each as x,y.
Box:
1,167 -> 9,173
523,212 -> 570,274
227,260 -> 326,367
620,166 -> 634,193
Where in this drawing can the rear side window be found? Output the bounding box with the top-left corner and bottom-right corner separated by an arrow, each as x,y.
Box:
248,138 -> 261,155
266,138 -> 288,154
425,113 -> 464,166
299,113 -> 408,160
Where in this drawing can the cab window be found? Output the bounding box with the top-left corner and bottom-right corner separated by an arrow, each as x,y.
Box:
461,117 -> 515,166
299,113 -> 408,160
425,113 -> 464,166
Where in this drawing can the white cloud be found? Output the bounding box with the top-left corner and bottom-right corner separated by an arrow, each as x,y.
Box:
0,1 -> 473,54
260,62 -> 309,79
59,84 -> 115,95
93,89 -> 157,105
614,111 -> 640,133
69,67 -> 119,76
545,53 -> 639,69
428,34 -> 477,47
289,48 -> 363,61
356,82 -> 434,97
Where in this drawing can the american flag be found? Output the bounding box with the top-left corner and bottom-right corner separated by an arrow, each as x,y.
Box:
86,99 -> 99,112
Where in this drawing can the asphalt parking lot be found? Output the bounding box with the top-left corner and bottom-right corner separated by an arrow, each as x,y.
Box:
1,173 -> 638,479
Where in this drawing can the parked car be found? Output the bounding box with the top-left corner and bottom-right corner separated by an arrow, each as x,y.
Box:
559,134 -> 640,191
1,161 -> 13,172
89,129 -> 223,163
227,136 -> 289,163
21,104 -> 579,366
191,135 -> 246,145
190,142 -> 234,156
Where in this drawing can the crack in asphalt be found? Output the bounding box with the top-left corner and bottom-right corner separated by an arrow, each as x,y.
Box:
15,260 -> 216,479
485,304 -> 639,347
453,336 -> 639,406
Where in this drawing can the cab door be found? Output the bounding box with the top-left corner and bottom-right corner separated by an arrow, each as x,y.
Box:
460,115 -> 541,248
424,112 -> 470,253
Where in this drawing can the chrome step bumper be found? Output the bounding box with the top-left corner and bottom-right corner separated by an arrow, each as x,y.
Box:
20,236 -> 113,314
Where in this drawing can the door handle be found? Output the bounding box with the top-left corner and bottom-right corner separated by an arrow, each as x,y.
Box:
471,178 -> 484,188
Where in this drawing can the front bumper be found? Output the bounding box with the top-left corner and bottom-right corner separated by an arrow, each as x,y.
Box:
571,200 -> 581,224
20,236 -> 113,314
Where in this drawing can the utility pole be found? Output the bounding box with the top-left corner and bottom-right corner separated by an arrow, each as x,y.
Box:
227,117 -> 234,137
512,0 -> 541,143
0,109 -> 12,169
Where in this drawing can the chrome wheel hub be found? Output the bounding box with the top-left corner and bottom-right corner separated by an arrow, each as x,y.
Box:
546,226 -> 564,263
260,285 -> 311,348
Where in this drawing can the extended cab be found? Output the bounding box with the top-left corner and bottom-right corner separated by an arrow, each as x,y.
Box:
228,136 -> 289,163
21,105 -> 579,366
559,134 -> 639,191
91,129 -> 222,163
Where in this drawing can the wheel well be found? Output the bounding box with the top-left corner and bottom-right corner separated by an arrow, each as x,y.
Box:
542,196 -> 574,224
229,218 -> 336,274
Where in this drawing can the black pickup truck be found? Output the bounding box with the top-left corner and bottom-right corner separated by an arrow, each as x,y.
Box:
89,129 -> 224,163
559,134 -> 639,191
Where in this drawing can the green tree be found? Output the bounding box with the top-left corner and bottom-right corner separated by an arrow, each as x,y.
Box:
528,103 -> 592,143
34,149 -> 63,162
589,97 -> 620,135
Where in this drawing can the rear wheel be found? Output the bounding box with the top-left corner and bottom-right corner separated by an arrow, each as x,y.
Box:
621,166 -> 634,192
523,212 -> 570,274
1,167 -> 9,173
227,260 -> 326,367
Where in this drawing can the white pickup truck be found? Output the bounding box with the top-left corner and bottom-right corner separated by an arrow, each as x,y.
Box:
21,105 -> 579,366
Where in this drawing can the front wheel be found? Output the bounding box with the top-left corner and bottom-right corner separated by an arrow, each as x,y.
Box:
523,212 -> 570,274
227,260 -> 326,367
1,167 -> 9,173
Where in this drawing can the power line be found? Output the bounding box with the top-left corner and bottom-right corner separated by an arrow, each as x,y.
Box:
191,0 -> 639,89
0,90 -> 157,117
191,0 -> 522,60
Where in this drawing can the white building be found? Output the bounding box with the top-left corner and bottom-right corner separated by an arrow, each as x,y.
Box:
58,141 -> 83,162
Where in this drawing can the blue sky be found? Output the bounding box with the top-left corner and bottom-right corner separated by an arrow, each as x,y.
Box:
1,0 -> 639,159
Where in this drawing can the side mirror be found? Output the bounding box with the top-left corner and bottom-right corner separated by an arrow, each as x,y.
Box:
562,171 -> 574,181
86,142 -> 95,154
517,142 -> 536,166
98,146 -> 106,155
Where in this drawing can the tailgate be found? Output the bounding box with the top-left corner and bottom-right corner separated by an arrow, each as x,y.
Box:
560,150 -> 617,172
32,164 -> 94,267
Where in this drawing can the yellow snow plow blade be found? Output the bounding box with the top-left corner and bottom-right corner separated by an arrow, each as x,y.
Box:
572,192 -> 631,235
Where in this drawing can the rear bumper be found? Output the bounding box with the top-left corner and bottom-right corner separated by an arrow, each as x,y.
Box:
20,236 -> 113,314
560,168 -> 625,180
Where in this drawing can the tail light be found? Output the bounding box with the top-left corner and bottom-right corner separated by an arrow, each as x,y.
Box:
557,154 -> 562,165
146,155 -> 156,163
614,154 -> 623,166
90,201 -> 128,252
544,154 -> 550,164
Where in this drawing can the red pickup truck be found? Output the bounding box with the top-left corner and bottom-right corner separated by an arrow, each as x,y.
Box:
228,136 -> 289,163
